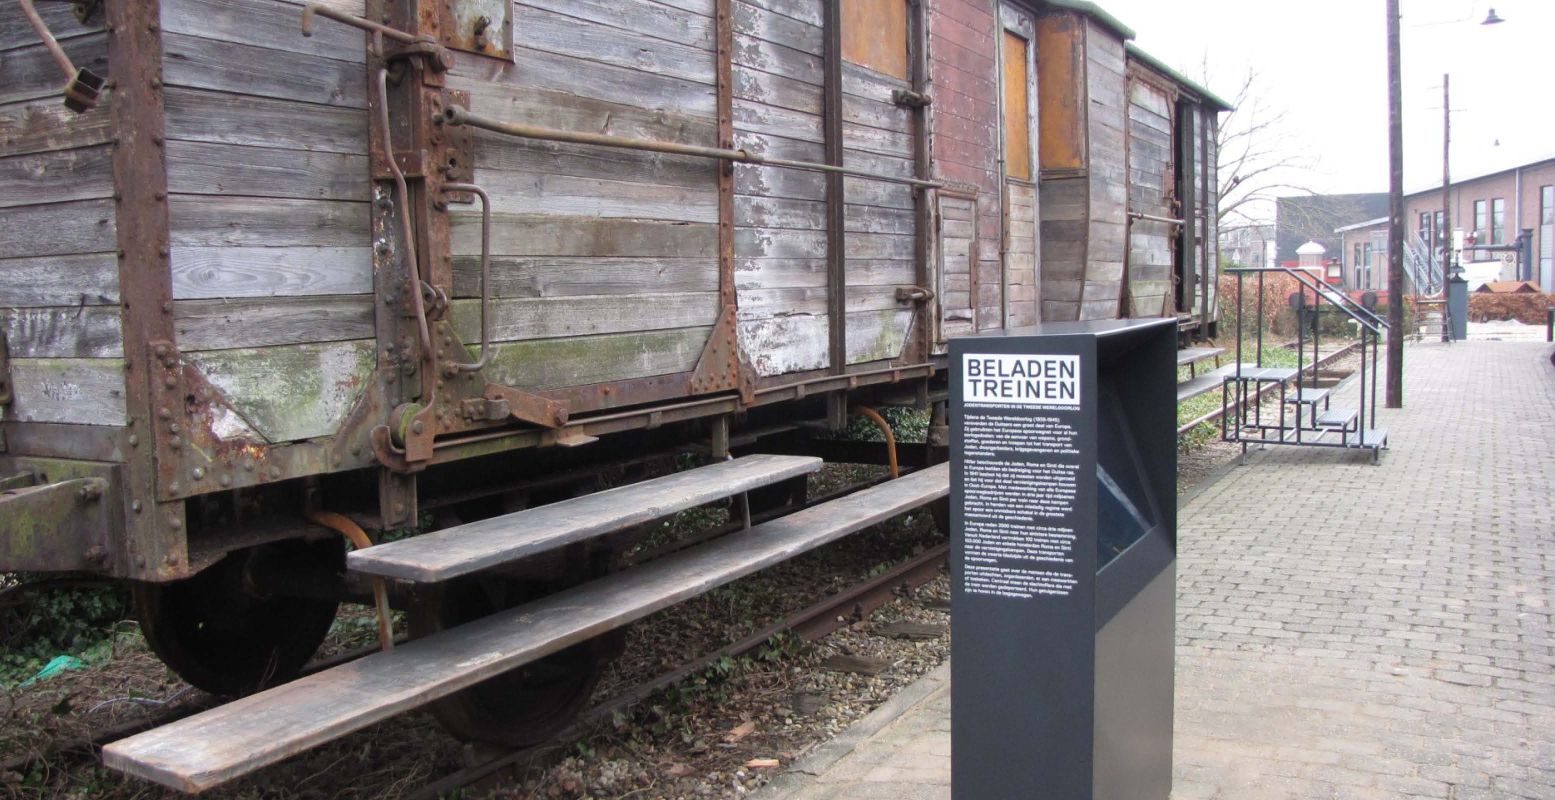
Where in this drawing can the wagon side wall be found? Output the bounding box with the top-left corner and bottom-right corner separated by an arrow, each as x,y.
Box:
0,3 -> 125,429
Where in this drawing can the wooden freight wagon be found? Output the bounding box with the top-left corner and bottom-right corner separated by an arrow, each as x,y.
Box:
0,0 -> 1226,789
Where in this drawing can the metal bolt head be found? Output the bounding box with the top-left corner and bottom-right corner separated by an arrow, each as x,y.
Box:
168,435 -> 182,449
132,500 -> 143,513
411,420 -> 425,435
219,474 -> 231,487
191,467 -> 205,480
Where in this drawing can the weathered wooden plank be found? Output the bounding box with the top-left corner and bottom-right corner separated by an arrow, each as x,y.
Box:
6,358 -> 125,425
351,454 -> 822,581
524,0 -> 715,49
458,45 -> 717,119
0,144 -> 114,208
161,0 -> 365,62
168,196 -> 369,247
0,96 -> 115,157
733,32 -> 822,85
161,33 -> 366,108
742,0 -> 823,28
101,464 -> 949,793
733,97 -> 823,142
735,195 -> 826,231
2,306 -> 121,358
0,252 -> 118,306
0,34 -> 109,105
473,136 -> 714,188
188,340 -> 376,443
470,167 -> 718,224
736,285 -> 901,317
164,87 -> 366,154
734,227 -> 826,259
452,256 -> 719,299
453,216 -> 718,258
514,5 -> 715,86
481,326 -> 710,389
845,307 -> 912,364
734,63 -> 823,116
734,0 -> 821,55
733,163 -> 826,202
734,257 -> 826,289
453,78 -> 717,147
0,198 -> 115,258
450,292 -> 720,343
166,141 -> 368,201
739,314 -> 826,374
174,295 -> 374,351
170,246 -> 372,300
844,205 -> 914,235
0,3 -> 93,50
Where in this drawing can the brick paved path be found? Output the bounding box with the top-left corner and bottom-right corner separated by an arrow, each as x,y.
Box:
758,342 -> 1555,800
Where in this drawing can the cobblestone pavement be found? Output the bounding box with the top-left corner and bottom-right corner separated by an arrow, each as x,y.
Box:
757,342 -> 1555,800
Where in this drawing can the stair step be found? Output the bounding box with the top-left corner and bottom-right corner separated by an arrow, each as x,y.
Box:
1223,365 -> 1299,382
349,454 -> 822,583
1176,346 -> 1225,367
1175,373 -> 1224,403
1284,388 -> 1330,405
102,464 -> 950,793
1316,408 -> 1358,428
1355,428 -> 1388,448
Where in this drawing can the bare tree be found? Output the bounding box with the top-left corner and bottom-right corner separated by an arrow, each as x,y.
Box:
1215,69 -> 1315,231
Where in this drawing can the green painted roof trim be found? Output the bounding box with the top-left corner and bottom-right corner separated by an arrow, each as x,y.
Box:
1124,42 -> 1236,112
1041,0 -> 1136,41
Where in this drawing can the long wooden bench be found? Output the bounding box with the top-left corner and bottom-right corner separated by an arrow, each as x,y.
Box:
103,464 -> 950,793
349,454 -> 822,583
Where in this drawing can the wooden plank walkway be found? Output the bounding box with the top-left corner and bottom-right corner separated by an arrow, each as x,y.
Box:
103,464 -> 950,793
349,454 -> 822,582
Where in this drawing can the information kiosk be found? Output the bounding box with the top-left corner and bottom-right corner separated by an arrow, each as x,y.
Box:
949,318 -> 1177,800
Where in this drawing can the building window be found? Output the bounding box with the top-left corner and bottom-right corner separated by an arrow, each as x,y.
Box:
1362,243 -> 1373,289
1354,243 -> 1362,287
1417,212 -> 1431,245
1491,198 -> 1505,244
1473,200 -> 1487,242
1434,210 -> 1445,253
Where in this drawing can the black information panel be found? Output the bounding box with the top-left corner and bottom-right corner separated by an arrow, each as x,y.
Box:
950,320 -> 1176,800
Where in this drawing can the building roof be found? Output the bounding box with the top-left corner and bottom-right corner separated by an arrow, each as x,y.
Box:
1296,241 -> 1327,255
1404,153 -> 1555,198
1334,217 -> 1390,234
1122,43 -> 1236,112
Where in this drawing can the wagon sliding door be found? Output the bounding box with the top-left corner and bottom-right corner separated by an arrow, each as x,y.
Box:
997,4 -> 1040,328
445,2 -> 726,411
1125,74 -> 1177,318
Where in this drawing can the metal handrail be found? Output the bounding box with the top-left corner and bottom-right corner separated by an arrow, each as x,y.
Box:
1226,267 -> 1387,332
441,107 -> 945,190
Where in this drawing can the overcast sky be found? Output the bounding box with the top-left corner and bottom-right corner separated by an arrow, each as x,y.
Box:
1095,0 -> 1553,220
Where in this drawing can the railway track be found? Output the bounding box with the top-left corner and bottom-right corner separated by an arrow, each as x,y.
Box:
2,474 -> 949,797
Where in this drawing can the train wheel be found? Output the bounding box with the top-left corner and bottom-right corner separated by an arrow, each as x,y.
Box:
408,576 -> 621,747
134,539 -> 343,696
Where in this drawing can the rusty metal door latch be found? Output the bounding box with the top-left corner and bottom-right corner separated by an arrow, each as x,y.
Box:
17,0 -> 104,112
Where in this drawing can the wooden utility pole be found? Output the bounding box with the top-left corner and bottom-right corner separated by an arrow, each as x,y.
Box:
1385,0 -> 1404,408
1440,74 -> 1451,343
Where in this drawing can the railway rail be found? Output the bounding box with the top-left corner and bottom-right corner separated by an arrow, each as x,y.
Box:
2,473 -> 949,795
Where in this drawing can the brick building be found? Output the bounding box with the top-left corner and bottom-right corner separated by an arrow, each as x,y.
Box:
1405,156 -> 1555,291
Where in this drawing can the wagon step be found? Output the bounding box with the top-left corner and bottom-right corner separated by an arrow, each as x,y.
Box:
348,454 -> 822,583
102,463 -> 949,793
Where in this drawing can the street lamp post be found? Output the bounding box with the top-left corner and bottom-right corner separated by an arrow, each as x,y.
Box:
1386,4 -> 1505,404
1386,0 -> 1404,408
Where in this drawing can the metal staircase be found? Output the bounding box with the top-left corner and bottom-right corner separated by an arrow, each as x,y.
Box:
1403,232 -> 1450,341
1221,268 -> 1389,463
